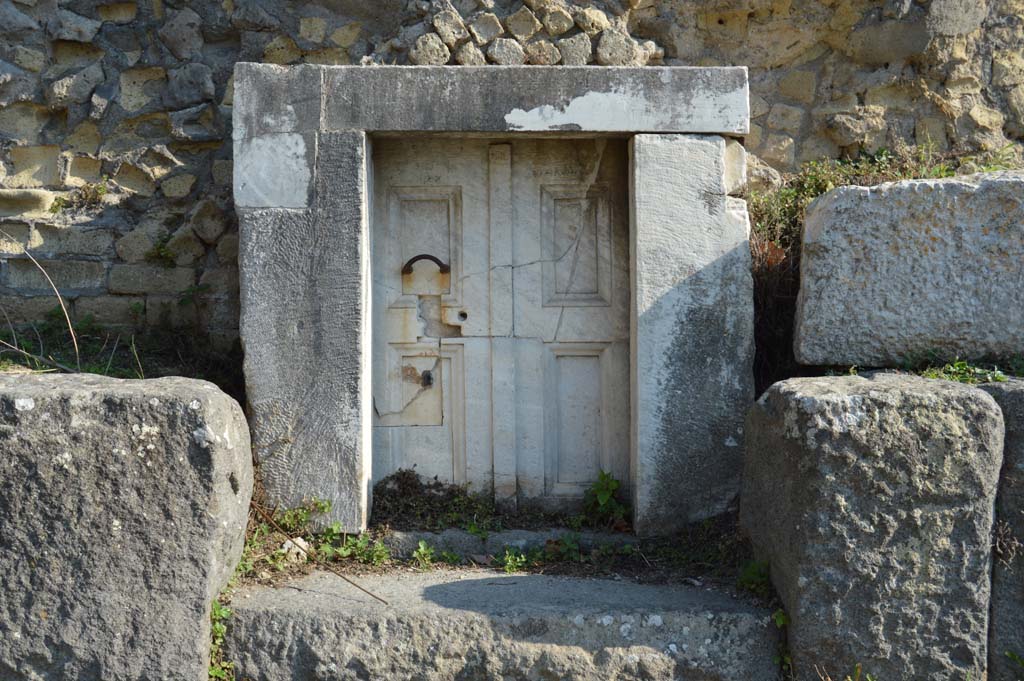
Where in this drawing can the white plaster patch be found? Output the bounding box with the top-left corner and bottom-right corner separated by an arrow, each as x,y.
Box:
505,89 -> 678,131
14,397 -> 35,411
234,133 -> 311,208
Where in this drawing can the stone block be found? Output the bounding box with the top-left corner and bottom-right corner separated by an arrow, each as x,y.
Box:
542,7 -> 574,36
794,172 -> 1024,366
0,189 -> 55,217
629,135 -> 754,535
468,12 -> 503,45
47,8 -> 101,42
146,295 -> 198,328
66,155 -> 102,187
980,379 -> 1024,681
596,29 -> 641,66
299,16 -> 327,43
455,41 -> 487,66
239,131 -> 372,532
0,103 -> 49,144
409,32 -> 451,65
75,294 -> 144,326
109,263 -> 194,295
432,9 -> 468,48
9,146 -> 60,188
524,39 -> 561,65
33,224 -> 114,256
165,223 -> 205,265
161,173 -> 195,199
0,294 -> 60,324
164,63 -> 215,109
557,33 -> 594,65
505,6 -> 542,42
158,7 -> 203,60
97,2 -> 137,23
0,374 -> 252,680
189,199 -> 229,244
487,38 -> 526,65
6,258 -> 107,293
231,63 -> 321,140
45,62 -> 104,110
118,67 -> 167,113
225,571 -> 780,681
575,7 -> 611,35
307,65 -> 751,134
741,374 -> 1003,681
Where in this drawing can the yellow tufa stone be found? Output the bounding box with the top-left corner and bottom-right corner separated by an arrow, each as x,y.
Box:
13,46 -> 46,72
0,103 -> 50,145
65,121 -> 102,155
119,67 -> 166,112
161,174 -> 195,198
9,146 -> 61,188
113,163 -> 155,196
330,23 -> 362,48
778,70 -> 817,105
98,2 -> 137,23
304,48 -> 349,65
299,17 -> 327,43
66,156 -> 103,187
263,35 -> 302,64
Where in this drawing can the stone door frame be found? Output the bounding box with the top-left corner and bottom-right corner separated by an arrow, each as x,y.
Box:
234,64 -> 754,535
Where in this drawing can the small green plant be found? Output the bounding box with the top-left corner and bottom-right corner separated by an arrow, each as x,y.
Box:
412,540 -> 435,569
737,560 -> 772,598
918,359 -> 1007,384
179,283 -> 212,307
466,521 -> 489,541
277,498 -> 331,535
1008,650 -> 1024,669
498,547 -> 527,574
771,608 -> 789,628
48,196 -> 68,213
583,470 -> 629,528
439,550 -> 462,566
545,533 -> 582,562
144,236 -> 176,268
209,600 -> 234,680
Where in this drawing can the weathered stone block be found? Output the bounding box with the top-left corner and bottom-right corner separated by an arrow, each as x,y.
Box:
109,263 -> 194,295
794,172 -> 1024,366
310,65 -> 750,134
9,145 -> 60,188
239,131 -> 371,532
741,374 -> 1004,681
225,571 -> 780,681
0,189 -> 54,217
75,294 -> 144,325
630,135 -> 754,535
0,375 -> 252,680
981,379 -> 1024,681
6,258 -> 107,293
233,133 -> 314,208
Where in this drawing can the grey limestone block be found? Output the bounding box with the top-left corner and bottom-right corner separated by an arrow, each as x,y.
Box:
238,130 -> 372,532
741,373 -> 1004,681
981,379 -> 1024,681
794,172 -> 1024,367
0,374 -> 252,681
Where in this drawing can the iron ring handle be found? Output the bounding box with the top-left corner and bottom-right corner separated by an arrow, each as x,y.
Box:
401,254 -> 451,275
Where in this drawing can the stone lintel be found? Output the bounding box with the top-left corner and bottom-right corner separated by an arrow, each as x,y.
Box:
234,64 -> 750,137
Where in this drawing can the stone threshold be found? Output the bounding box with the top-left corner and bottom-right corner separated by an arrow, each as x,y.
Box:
224,570 -> 781,681
381,527 -> 638,560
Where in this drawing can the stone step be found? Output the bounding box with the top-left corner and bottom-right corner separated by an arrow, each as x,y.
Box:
224,570 -> 781,681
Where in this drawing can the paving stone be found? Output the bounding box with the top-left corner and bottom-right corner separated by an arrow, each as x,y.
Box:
224,571 -> 781,681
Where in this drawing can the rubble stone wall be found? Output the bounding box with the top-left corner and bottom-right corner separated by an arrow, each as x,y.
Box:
1,0 -> 1021,341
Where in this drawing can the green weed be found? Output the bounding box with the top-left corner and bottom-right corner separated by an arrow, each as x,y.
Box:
439,550 -> 462,566
917,359 -> 1008,384
412,540 -> 435,569
583,470 -> 629,529
209,600 -> 234,680
497,547 -> 528,574
738,560 -> 772,598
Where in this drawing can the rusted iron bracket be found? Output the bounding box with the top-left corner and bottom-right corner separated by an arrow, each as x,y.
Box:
401,254 -> 450,275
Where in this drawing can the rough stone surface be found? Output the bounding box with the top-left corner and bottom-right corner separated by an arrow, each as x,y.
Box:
741,374 -> 1004,681
980,379 -> 1024,681
487,37 -> 527,65
794,172 -> 1024,366
238,131 -> 372,532
409,32 -> 451,65
557,31 -> 594,65
455,41 -> 487,66
630,135 -> 754,535
596,28 -> 641,66
0,375 -> 252,681
224,571 -> 780,681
